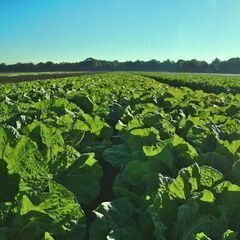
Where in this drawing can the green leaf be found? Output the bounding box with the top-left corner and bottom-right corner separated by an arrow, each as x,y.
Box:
114,159 -> 161,198
172,134 -> 198,167
68,94 -> 94,114
176,203 -> 199,234
11,181 -> 85,239
193,232 -> 211,240
143,143 -> 173,171
215,140 -> 240,161
103,144 -> 130,168
74,115 -> 113,138
199,166 -> 223,188
169,163 -> 200,200
0,126 -> 20,158
89,198 -> 140,240
60,153 -> 103,204
199,189 -> 215,203
38,181 -> 85,232
126,127 -> 160,151
0,159 -> 19,201
62,129 -> 85,148
22,121 -> 65,159
44,232 -> 54,240
3,135 -> 50,194
222,229 -> 238,240
50,145 -> 81,178
197,152 -> 232,177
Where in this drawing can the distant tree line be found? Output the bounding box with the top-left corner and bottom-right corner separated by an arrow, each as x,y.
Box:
1,57 -> 240,73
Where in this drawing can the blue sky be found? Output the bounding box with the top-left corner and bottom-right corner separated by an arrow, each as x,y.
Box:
0,0 -> 240,63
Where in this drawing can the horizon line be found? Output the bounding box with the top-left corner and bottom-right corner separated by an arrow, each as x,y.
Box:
1,56 -> 240,65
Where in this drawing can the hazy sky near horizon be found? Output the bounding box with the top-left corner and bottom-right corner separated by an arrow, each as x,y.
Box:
1,0 -> 240,63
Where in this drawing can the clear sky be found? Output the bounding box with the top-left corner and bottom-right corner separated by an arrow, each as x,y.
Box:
1,0 -> 240,63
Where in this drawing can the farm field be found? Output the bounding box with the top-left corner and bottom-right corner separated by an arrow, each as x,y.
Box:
0,72 -> 91,85
139,72 -> 240,94
0,72 -> 80,76
0,72 -> 240,240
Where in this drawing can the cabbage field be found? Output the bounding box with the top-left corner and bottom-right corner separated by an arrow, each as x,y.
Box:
0,72 -> 240,240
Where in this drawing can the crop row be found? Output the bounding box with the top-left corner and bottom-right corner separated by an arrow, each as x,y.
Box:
139,72 -> 240,94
